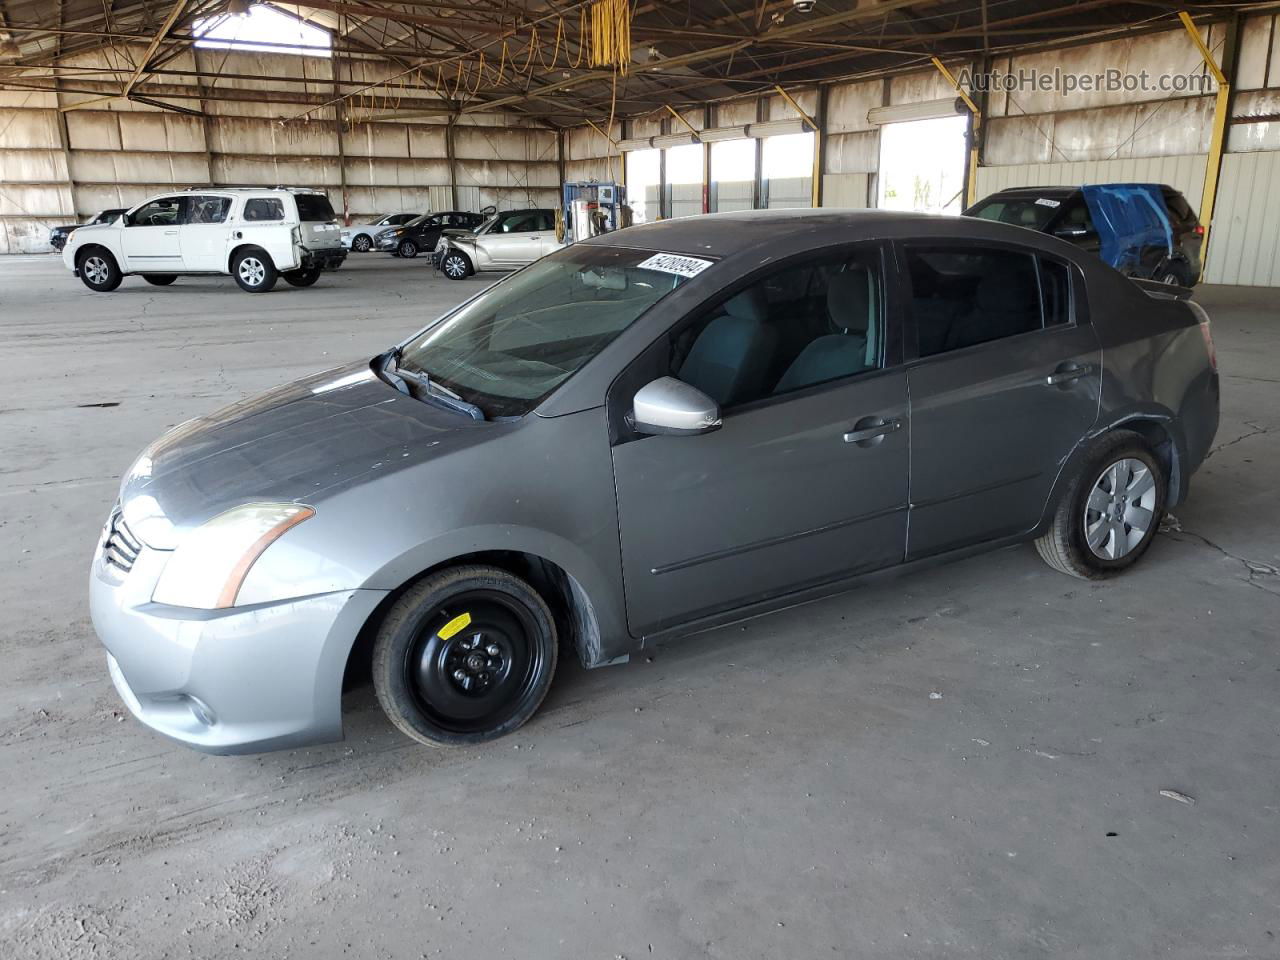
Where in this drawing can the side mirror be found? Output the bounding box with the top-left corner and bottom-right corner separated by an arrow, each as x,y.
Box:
1053,224 -> 1091,239
630,377 -> 721,437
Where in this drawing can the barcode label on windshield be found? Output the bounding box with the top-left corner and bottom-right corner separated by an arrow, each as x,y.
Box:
636,253 -> 714,278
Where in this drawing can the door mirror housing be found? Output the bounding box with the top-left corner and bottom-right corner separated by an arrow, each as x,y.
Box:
630,377 -> 722,437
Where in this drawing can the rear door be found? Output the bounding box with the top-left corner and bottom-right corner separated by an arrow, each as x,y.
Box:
900,241 -> 1101,559
120,195 -> 186,271
179,195 -> 231,271
479,212 -> 545,265
610,242 -> 909,636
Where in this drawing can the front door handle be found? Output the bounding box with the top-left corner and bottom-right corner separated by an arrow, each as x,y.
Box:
164,229 -> 178,235
844,416 -> 902,446
1046,363 -> 1088,386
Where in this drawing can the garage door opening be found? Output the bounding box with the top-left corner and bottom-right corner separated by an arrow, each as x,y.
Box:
877,115 -> 967,215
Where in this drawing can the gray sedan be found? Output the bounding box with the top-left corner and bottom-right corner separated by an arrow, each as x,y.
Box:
90,210 -> 1219,754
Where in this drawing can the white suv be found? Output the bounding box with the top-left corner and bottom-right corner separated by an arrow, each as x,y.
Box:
63,188 -> 346,293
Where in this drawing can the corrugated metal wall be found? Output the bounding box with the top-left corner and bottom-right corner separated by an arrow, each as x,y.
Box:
0,44 -> 561,253
1205,150 -> 1280,286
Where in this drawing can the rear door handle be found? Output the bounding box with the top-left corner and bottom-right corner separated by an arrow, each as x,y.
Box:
164,229 -> 178,235
1046,363 -> 1088,386
844,416 -> 902,445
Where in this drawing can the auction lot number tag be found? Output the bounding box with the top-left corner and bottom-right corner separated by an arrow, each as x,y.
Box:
637,253 -> 714,278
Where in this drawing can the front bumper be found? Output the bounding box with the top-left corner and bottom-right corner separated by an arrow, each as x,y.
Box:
300,246 -> 347,271
90,542 -> 386,755
374,234 -> 403,251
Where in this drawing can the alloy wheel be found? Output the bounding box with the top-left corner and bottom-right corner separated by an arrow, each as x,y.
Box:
443,254 -> 468,279
353,234 -> 371,252
1083,457 -> 1158,560
238,256 -> 266,288
83,256 -> 109,286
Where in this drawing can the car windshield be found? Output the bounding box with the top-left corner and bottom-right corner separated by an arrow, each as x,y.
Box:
295,193 -> 336,222
966,196 -> 1064,230
406,214 -> 441,228
396,245 -> 704,418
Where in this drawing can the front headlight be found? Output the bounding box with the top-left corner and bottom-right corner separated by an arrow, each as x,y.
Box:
152,502 -> 315,609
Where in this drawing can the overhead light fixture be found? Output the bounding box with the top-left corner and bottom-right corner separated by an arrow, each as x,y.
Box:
226,0 -> 253,15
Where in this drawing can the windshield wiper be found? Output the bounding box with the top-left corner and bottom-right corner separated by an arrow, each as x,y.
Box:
382,347 -> 486,421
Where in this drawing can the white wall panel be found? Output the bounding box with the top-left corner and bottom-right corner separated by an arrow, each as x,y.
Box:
713,180 -> 752,212
1204,150 -> 1280,286
766,177 -> 812,209
822,173 -> 870,208
974,154 -> 1208,216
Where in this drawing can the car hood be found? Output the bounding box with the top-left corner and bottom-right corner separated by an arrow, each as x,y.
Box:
118,361 -> 500,541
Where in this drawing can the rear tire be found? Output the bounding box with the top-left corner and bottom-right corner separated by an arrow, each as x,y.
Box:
142,274 -> 176,286
282,267 -> 322,287
1035,430 -> 1166,579
1156,261 -> 1190,286
441,250 -> 472,280
78,249 -> 122,292
232,248 -> 277,292
398,239 -> 418,259
372,565 -> 558,747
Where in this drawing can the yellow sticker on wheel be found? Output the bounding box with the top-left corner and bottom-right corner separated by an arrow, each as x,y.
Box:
438,612 -> 472,640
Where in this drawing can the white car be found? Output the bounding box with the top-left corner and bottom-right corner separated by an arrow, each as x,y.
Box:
435,208 -> 564,280
341,213 -> 421,252
63,188 -> 346,293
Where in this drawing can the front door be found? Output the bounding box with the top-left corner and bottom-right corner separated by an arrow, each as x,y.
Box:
120,195 -> 186,271
480,211 -> 547,265
900,242 -> 1102,559
610,244 -> 910,637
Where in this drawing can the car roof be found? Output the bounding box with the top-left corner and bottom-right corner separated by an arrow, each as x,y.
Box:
582,207 -> 1086,260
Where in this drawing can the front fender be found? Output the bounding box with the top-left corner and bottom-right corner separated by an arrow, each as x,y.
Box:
363,523 -> 632,665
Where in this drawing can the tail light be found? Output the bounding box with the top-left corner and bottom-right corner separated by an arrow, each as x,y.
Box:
1193,224 -> 1205,236
1187,300 -> 1217,371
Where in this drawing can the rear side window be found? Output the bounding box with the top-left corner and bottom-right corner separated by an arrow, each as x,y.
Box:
243,198 -> 284,222
966,197 -> 1061,230
904,246 -> 1072,358
295,194 -> 336,222
188,196 -> 231,224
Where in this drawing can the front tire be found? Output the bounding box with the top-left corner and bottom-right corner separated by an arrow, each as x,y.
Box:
398,239 -> 418,259
1035,430 -> 1167,579
143,274 -> 176,286
372,565 -> 558,747
352,234 -> 372,253
78,249 -> 122,292
282,267 -> 321,287
232,248 -> 277,292
441,250 -> 472,280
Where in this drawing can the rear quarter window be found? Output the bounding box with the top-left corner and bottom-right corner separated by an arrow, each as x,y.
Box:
243,198 -> 284,222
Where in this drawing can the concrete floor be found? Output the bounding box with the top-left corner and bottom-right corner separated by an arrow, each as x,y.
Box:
0,255 -> 1276,960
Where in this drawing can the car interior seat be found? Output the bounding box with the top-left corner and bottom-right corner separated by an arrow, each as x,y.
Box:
773,268 -> 874,394
678,287 -> 778,407
944,259 -> 1039,351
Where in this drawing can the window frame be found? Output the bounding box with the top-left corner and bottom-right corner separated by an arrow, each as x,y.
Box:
605,240 -> 902,441
894,238 -> 1089,365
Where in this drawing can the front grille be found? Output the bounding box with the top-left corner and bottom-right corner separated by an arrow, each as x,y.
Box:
103,508 -> 142,573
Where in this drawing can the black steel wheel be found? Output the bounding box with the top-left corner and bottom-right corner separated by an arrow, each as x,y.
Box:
372,565 -> 558,746
352,233 -> 373,252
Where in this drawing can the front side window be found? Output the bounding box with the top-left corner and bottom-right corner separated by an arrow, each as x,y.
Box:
128,197 -> 184,227
670,247 -> 885,409
397,246 -> 698,418
188,196 -> 231,224
392,214 -> 417,225
243,198 -> 285,222
904,245 -> 1071,358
